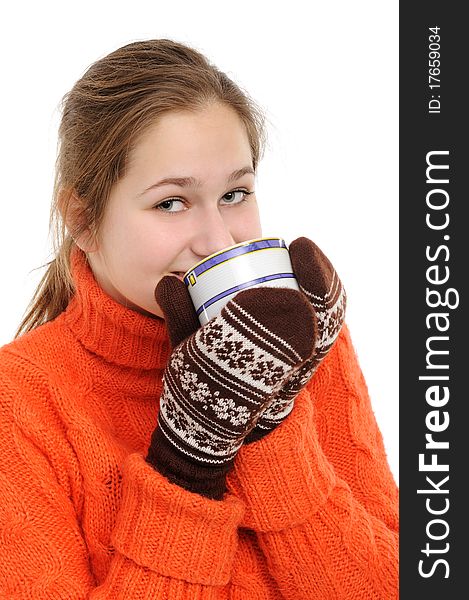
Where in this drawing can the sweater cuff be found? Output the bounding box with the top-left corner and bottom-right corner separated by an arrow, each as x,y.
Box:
112,453 -> 245,586
227,388 -> 336,533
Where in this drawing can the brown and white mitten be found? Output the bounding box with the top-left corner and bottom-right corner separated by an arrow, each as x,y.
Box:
147,283 -> 317,500
245,237 -> 347,443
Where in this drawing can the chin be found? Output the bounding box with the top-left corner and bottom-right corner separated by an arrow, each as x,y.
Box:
123,297 -> 163,319
141,304 -> 164,319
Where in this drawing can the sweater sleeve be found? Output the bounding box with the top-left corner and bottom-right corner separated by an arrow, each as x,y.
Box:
0,359 -> 244,599
226,324 -> 399,600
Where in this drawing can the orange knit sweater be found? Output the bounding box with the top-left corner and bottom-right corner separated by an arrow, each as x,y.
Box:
0,249 -> 398,599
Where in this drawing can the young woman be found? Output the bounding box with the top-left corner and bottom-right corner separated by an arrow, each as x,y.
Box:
0,39 -> 398,598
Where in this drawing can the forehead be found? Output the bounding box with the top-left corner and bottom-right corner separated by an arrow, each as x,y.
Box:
127,103 -> 252,173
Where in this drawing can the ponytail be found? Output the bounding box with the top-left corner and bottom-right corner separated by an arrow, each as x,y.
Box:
15,237 -> 75,338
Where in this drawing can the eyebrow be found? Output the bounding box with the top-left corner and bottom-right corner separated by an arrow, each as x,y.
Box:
141,166 -> 255,195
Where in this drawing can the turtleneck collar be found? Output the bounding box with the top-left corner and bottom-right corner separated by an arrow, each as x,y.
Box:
63,247 -> 172,370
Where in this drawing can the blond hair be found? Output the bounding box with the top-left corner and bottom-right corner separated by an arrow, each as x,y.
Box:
16,39 -> 266,337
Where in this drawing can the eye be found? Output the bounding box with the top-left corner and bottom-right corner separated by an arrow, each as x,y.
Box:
153,199 -> 186,213
221,189 -> 254,205
153,189 -> 254,215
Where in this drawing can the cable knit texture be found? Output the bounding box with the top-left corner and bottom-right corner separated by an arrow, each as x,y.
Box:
0,248 -> 398,599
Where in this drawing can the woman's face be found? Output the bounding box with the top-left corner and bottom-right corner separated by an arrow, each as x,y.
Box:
86,102 -> 262,318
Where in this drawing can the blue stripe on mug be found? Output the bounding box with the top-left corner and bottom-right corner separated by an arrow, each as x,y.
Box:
195,273 -> 296,316
184,238 -> 287,285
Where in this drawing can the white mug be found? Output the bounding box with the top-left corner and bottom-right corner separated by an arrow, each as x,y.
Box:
183,237 -> 300,325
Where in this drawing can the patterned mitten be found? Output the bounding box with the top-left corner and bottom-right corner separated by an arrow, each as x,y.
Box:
147,282 -> 317,500
245,237 -> 347,443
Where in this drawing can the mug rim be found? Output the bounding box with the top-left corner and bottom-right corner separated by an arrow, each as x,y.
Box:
182,236 -> 285,278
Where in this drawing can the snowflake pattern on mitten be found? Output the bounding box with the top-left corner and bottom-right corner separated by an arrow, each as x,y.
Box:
157,287 -> 316,464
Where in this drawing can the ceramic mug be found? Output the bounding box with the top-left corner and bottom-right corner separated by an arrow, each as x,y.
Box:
183,237 -> 300,325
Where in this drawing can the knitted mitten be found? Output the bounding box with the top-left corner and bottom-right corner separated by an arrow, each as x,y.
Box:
147,283 -> 317,500
245,237 -> 347,443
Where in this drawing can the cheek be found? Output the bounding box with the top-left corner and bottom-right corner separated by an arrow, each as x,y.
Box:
101,210 -> 178,273
230,203 -> 262,239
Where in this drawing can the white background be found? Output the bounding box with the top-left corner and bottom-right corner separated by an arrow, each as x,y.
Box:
0,0 -> 398,481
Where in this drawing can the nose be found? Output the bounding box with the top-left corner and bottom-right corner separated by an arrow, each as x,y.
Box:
189,204 -> 236,259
